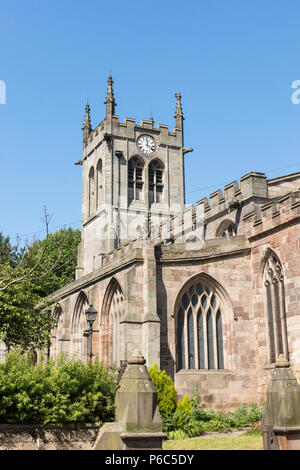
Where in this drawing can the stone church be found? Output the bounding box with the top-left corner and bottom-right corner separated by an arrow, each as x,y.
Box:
48,76 -> 300,409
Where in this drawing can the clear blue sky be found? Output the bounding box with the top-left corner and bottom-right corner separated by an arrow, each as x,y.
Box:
1,0 -> 300,243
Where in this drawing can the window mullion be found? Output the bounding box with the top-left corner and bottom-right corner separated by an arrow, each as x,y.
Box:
270,279 -> 280,361
279,276 -> 288,359
212,309 -> 218,370
203,308 -> 208,369
193,307 -> 199,369
184,310 -> 189,369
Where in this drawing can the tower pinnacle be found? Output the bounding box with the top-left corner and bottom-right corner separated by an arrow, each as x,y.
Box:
174,91 -> 184,130
82,102 -> 92,143
104,75 -> 117,120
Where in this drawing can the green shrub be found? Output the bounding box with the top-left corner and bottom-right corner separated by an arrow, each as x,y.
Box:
158,377 -> 263,438
0,351 -> 117,425
190,402 -> 264,433
201,417 -> 232,433
167,429 -> 189,440
191,407 -> 216,422
184,419 -> 205,438
162,409 -> 189,434
227,403 -> 264,430
191,387 -> 201,410
149,364 -> 177,418
163,408 -> 205,439
176,395 -> 191,415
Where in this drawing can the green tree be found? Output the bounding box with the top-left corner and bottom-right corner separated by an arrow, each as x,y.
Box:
0,262 -> 56,350
0,227 -> 81,351
29,227 -> 81,297
0,232 -> 19,266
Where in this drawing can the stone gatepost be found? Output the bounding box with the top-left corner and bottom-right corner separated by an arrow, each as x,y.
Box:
93,351 -> 166,450
262,354 -> 300,450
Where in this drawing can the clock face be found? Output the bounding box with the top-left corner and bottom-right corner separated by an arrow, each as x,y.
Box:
137,134 -> 155,154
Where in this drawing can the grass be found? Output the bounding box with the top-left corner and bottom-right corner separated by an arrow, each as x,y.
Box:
163,432 -> 263,451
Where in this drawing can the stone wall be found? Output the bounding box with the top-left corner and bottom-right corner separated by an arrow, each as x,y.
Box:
244,191 -> 300,397
0,424 -> 101,450
157,240 -> 258,409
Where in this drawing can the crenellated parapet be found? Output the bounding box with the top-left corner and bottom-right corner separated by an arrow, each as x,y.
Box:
82,114 -> 183,158
137,171 -> 300,246
144,172 -> 269,244
147,204 -> 200,245
243,190 -> 300,238
102,238 -> 143,266
99,186 -> 300,256
194,173 -> 266,220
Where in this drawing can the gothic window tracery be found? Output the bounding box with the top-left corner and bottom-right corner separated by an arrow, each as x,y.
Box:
216,220 -> 237,238
101,278 -> 125,367
149,159 -> 164,206
52,305 -> 63,357
264,251 -> 288,363
176,280 -> 224,371
128,156 -> 144,204
71,291 -> 89,363
109,283 -> 124,366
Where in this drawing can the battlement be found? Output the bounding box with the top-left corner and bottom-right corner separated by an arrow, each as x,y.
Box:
112,115 -> 179,138
83,114 -> 181,154
194,172 -> 267,218
102,238 -> 143,266
243,190 -> 300,237
140,172 -> 300,246
96,172 -> 300,262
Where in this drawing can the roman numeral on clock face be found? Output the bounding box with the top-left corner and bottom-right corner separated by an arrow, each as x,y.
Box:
137,134 -> 155,154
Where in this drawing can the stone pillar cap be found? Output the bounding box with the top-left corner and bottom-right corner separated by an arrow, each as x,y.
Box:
275,354 -> 290,368
127,350 -> 146,365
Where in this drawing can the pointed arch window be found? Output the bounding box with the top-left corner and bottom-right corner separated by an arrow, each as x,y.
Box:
52,305 -> 63,358
101,278 -> 125,367
149,159 -> 164,205
71,292 -> 89,363
109,283 -> 124,366
176,281 -> 224,371
128,156 -> 144,204
88,166 -> 95,217
96,159 -> 103,208
264,251 -> 288,363
216,220 -> 236,238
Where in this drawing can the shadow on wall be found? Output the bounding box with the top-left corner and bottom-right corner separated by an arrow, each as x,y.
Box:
156,262 -> 175,380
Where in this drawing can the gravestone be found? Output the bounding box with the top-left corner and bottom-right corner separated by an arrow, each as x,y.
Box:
93,351 -> 166,450
262,354 -> 300,450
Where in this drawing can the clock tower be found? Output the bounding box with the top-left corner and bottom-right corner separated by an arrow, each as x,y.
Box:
75,76 -> 190,277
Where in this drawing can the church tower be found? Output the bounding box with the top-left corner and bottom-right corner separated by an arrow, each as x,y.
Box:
75,77 -> 189,277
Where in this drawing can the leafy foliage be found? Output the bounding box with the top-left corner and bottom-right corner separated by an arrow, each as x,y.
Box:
29,228 -> 81,297
0,227 -> 81,351
0,232 -> 19,266
162,409 -> 206,438
151,376 -> 264,440
167,429 -> 189,440
149,364 -> 177,417
176,395 -> 191,415
0,351 -> 117,425
0,263 -> 56,350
